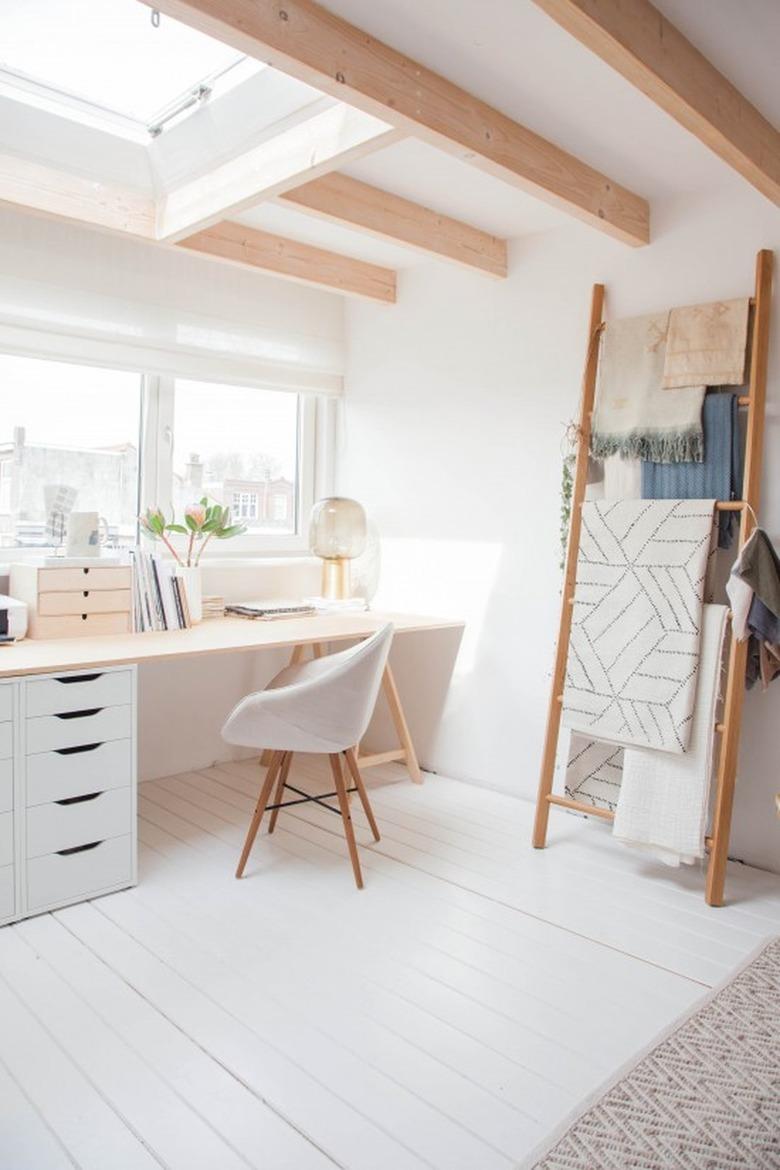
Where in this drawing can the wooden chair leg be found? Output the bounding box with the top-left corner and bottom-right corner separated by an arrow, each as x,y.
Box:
344,748 -> 380,842
329,753 -> 364,889
268,751 -> 293,834
236,752 -> 283,878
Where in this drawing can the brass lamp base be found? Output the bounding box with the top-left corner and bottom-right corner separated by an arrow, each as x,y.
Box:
318,554 -> 353,599
321,557 -> 351,600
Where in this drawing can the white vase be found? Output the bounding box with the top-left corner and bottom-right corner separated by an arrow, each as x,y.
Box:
177,565 -> 202,625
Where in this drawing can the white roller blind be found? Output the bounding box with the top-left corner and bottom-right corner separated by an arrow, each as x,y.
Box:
0,206 -> 345,394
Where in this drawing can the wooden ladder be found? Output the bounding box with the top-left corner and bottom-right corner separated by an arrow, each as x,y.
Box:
532,249 -> 774,906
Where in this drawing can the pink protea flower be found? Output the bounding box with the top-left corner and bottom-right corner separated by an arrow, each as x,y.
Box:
184,503 -> 207,528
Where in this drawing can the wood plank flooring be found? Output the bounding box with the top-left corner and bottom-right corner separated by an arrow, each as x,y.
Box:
2,758 -> 779,1169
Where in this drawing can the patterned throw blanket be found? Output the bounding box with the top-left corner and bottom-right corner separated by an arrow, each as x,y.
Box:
562,499 -> 715,754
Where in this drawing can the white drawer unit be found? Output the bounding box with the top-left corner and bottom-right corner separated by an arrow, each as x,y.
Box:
26,739 -> 133,806
0,759 -> 12,813
0,811 -> 12,868
0,866 -> 13,920
27,835 -> 134,914
26,705 -> 133,755
26,669 -> 133,717
0,722 -> 12,761
0,683 -> 14,923
0,665 -> 136,926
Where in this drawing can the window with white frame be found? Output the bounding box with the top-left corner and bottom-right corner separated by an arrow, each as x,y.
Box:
0,353 -> 325,559
0,352 -> 142,551
147,376 -> 318,554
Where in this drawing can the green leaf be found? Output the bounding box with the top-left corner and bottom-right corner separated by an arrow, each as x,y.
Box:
166,523 -> 188,534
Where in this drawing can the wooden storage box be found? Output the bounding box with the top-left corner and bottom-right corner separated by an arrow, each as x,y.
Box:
9,563 -> 133,639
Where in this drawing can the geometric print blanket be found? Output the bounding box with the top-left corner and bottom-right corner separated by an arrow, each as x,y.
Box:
565,734 -> 624,813
562,499 -> 715,754
522,936 -> 780,1169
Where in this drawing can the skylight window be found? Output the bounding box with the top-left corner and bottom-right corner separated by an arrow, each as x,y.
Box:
0,0 -> 264,139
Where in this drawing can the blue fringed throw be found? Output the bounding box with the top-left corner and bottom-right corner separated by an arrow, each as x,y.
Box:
642,391 -> 743,548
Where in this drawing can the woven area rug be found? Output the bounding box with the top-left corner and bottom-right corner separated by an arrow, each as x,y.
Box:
521,937 -> 780,1170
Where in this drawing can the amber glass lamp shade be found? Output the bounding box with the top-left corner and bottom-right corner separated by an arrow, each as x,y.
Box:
309,497 -> 367,599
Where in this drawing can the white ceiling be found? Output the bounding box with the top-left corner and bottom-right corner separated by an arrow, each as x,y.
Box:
1,0 -> 777,273
656,0 -> 780,128
319,0 -> 777,204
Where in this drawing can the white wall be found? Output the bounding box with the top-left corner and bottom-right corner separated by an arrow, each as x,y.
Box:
342,183 -> 780,874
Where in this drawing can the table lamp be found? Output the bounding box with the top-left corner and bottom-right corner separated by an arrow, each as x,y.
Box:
309,497 -> 367,600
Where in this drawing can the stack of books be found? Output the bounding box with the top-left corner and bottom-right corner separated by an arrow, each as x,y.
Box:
202,596 -> 225,620
129,550 -> 192,632
225,600 -> 316,621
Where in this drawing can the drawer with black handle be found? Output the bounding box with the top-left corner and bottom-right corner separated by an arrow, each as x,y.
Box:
26,787 -> 132,859
25,670 -> 133,717
26,834 -> 134,913
26,705 -> 132,755
26,739 -> 132,807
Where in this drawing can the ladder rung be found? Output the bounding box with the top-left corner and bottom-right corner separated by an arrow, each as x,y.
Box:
547,793 -> 614,821
578,499 -> 749,511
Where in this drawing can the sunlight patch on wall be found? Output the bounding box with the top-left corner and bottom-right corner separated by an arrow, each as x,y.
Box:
372,536 -> 502,676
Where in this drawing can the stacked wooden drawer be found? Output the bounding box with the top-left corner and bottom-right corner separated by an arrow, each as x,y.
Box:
0,683 -> 15,922
22,668 -> 136,914
10,563 -> 133,639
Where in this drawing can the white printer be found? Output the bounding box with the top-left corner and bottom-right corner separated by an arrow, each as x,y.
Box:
0,594 -> 27,641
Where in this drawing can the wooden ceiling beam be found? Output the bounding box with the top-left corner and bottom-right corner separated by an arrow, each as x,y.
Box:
140,0 -> 650,247
156,100 -> 400,241
178,219 -> 396,301
0,152 -> 156,238
280,173 -> 507,277
532,0 -> 780,206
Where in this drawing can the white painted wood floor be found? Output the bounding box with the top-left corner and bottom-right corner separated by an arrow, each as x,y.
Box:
2,758 -> 780,1170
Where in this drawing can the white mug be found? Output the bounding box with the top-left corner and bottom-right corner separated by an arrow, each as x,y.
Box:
66,512 -> 109,558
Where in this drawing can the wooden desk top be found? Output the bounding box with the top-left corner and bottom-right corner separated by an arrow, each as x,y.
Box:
0,611 -> 463,678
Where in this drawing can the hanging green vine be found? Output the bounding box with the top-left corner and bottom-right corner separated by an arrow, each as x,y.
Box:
559,421 -> 580,571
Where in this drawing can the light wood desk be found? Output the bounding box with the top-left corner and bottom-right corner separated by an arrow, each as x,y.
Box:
0,611 -> 462,783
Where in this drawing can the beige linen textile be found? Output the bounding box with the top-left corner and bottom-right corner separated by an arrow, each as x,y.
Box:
591,312 -> 705,464
662,297 -> 750,389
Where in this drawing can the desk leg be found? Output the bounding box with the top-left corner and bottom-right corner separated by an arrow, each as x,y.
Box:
359,663 -> 423,784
